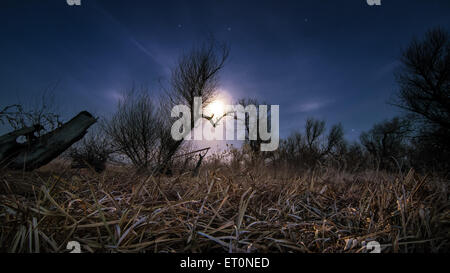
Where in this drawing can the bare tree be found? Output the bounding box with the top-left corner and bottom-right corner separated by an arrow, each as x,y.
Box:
305,118 -> 325,150
278,131 -> 303,163
68,126 -> 114,172
0,91 -> 62,135
158,38 -> 229,172
360,117 -> 411,171
277,118 -> 345,170
392,27 -> 450,173
102,39 -> 229,173
339,141 -> 369,173
394,27 -> 450,131
323,123 -> 344,156
167,38 -> 229,126
236,97 -> 271,155
102,88 -> 161,171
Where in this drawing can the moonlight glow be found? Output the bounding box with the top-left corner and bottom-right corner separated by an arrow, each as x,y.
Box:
205,100 -> 225,119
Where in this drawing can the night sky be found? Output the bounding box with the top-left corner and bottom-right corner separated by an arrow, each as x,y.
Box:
1,0 -> 449,141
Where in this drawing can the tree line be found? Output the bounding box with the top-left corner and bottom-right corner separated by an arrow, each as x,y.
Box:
274,27 -> 450,176
1,28 -> 449,177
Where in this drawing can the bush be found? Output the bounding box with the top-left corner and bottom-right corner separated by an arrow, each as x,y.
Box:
68,130 -> 113,173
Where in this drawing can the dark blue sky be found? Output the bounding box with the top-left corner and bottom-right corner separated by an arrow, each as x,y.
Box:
1,0 -> 449,140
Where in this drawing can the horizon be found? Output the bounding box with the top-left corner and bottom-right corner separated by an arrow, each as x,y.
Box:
1,0 -> 450,142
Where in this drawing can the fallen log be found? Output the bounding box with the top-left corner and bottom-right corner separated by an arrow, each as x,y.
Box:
0,111 -> 96,171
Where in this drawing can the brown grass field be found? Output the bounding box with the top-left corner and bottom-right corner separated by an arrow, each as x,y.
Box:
0,160 -> 448,253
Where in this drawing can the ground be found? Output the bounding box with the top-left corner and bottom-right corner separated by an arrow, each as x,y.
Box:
0,161 -> 448,253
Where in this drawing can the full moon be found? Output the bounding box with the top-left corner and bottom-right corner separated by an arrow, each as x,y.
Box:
205,100 -> 225,119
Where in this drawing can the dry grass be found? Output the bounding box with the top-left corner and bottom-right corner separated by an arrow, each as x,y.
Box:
0,162 -> 449,253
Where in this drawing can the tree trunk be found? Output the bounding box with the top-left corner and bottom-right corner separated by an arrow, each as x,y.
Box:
0,111 -> 96,171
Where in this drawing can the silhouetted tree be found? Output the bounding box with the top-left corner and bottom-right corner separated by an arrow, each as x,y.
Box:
102,38 -> 229,173
103,88 -> 162,171
393,27 -> 450,173
305,118 -> 325,151
277,118 -> 345,170
166,38 -> 229,129
360,117 -> 411,171
68,127 -> 113,172
339,141 -> 369,172
159,38 -> 229,172
0,91 -> 62,135
324,123 -> 345,156
236,97 -> 272,156
394,27 -> 450,132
